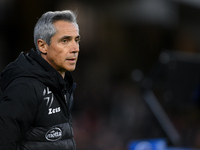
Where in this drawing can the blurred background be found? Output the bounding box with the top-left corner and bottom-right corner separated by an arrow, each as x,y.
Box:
1,0 -> 200,149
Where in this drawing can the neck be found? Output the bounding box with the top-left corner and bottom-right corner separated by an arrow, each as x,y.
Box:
58,71 -> 65,79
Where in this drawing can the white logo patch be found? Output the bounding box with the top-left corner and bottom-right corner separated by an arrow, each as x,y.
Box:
45,127 -> 62,141
48,107 -> 61,115
43,87 -> 61,115
43,87 -> 54,108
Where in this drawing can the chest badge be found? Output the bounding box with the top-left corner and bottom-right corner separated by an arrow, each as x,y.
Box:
43,87 -> 61,115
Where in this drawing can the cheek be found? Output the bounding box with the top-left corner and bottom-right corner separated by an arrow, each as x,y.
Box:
48,45 -> 67,63
47,50 -> 62,64
49,47 -> 63,59
76,53 -> 79,61
55,53 -> 65,63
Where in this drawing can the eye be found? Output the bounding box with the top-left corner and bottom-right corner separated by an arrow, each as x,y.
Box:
76,38 -> 80,43
62,39 -> 69,43
62,39 -> 68,43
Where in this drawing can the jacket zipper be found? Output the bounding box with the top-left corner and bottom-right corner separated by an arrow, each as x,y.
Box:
53,72 -> 70,117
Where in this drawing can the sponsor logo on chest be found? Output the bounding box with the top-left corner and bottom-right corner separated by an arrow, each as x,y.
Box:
43,87 -> 61,115
45,127 -> 62,141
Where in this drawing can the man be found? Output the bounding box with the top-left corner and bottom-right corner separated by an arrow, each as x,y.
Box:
0,10 -> 80,150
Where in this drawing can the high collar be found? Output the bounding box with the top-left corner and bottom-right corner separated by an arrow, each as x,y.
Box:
28,49 -> 74,89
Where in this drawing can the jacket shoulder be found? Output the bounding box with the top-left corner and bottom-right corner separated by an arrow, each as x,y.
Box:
9,77 -> 45,91
3,77 -> 45,102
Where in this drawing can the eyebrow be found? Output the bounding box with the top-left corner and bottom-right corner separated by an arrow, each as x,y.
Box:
61,35 -> 80,40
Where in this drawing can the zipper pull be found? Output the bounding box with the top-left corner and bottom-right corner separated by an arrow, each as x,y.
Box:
62,85 -> 68,104
64,94 -> 67,104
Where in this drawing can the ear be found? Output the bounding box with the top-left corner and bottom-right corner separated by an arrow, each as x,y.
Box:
37,39 -> 48,54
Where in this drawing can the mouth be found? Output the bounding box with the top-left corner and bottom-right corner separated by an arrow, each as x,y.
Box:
66,58 -> 76,63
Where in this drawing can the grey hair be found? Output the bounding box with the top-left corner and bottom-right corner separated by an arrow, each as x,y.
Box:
34,10 -> 79,52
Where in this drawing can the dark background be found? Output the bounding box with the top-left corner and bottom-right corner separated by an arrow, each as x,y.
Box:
1,0 -> 200,149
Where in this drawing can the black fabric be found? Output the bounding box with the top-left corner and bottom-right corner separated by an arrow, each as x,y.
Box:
0,49 -> 76,150
0,87 -> 3,102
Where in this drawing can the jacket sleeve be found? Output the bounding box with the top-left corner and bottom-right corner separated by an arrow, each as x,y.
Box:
0,82 -> 38,149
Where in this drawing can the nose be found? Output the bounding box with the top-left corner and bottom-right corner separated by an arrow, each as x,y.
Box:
71,40 -> 79,53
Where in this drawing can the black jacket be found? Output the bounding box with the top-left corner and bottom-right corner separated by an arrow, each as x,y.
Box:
0,49 -> 76,150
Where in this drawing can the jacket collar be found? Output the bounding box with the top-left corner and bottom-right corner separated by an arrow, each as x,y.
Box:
28,49 -> 74,90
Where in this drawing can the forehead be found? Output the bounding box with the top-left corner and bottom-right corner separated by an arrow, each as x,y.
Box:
53,20 -> 79,35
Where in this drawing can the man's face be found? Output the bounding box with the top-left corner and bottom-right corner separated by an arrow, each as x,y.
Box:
43,21 -> 80,75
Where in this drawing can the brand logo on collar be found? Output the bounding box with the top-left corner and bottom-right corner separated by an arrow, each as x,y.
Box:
45,127 -> 62,141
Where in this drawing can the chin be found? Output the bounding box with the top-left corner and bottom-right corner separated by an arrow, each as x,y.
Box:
66,67 -> 76,72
